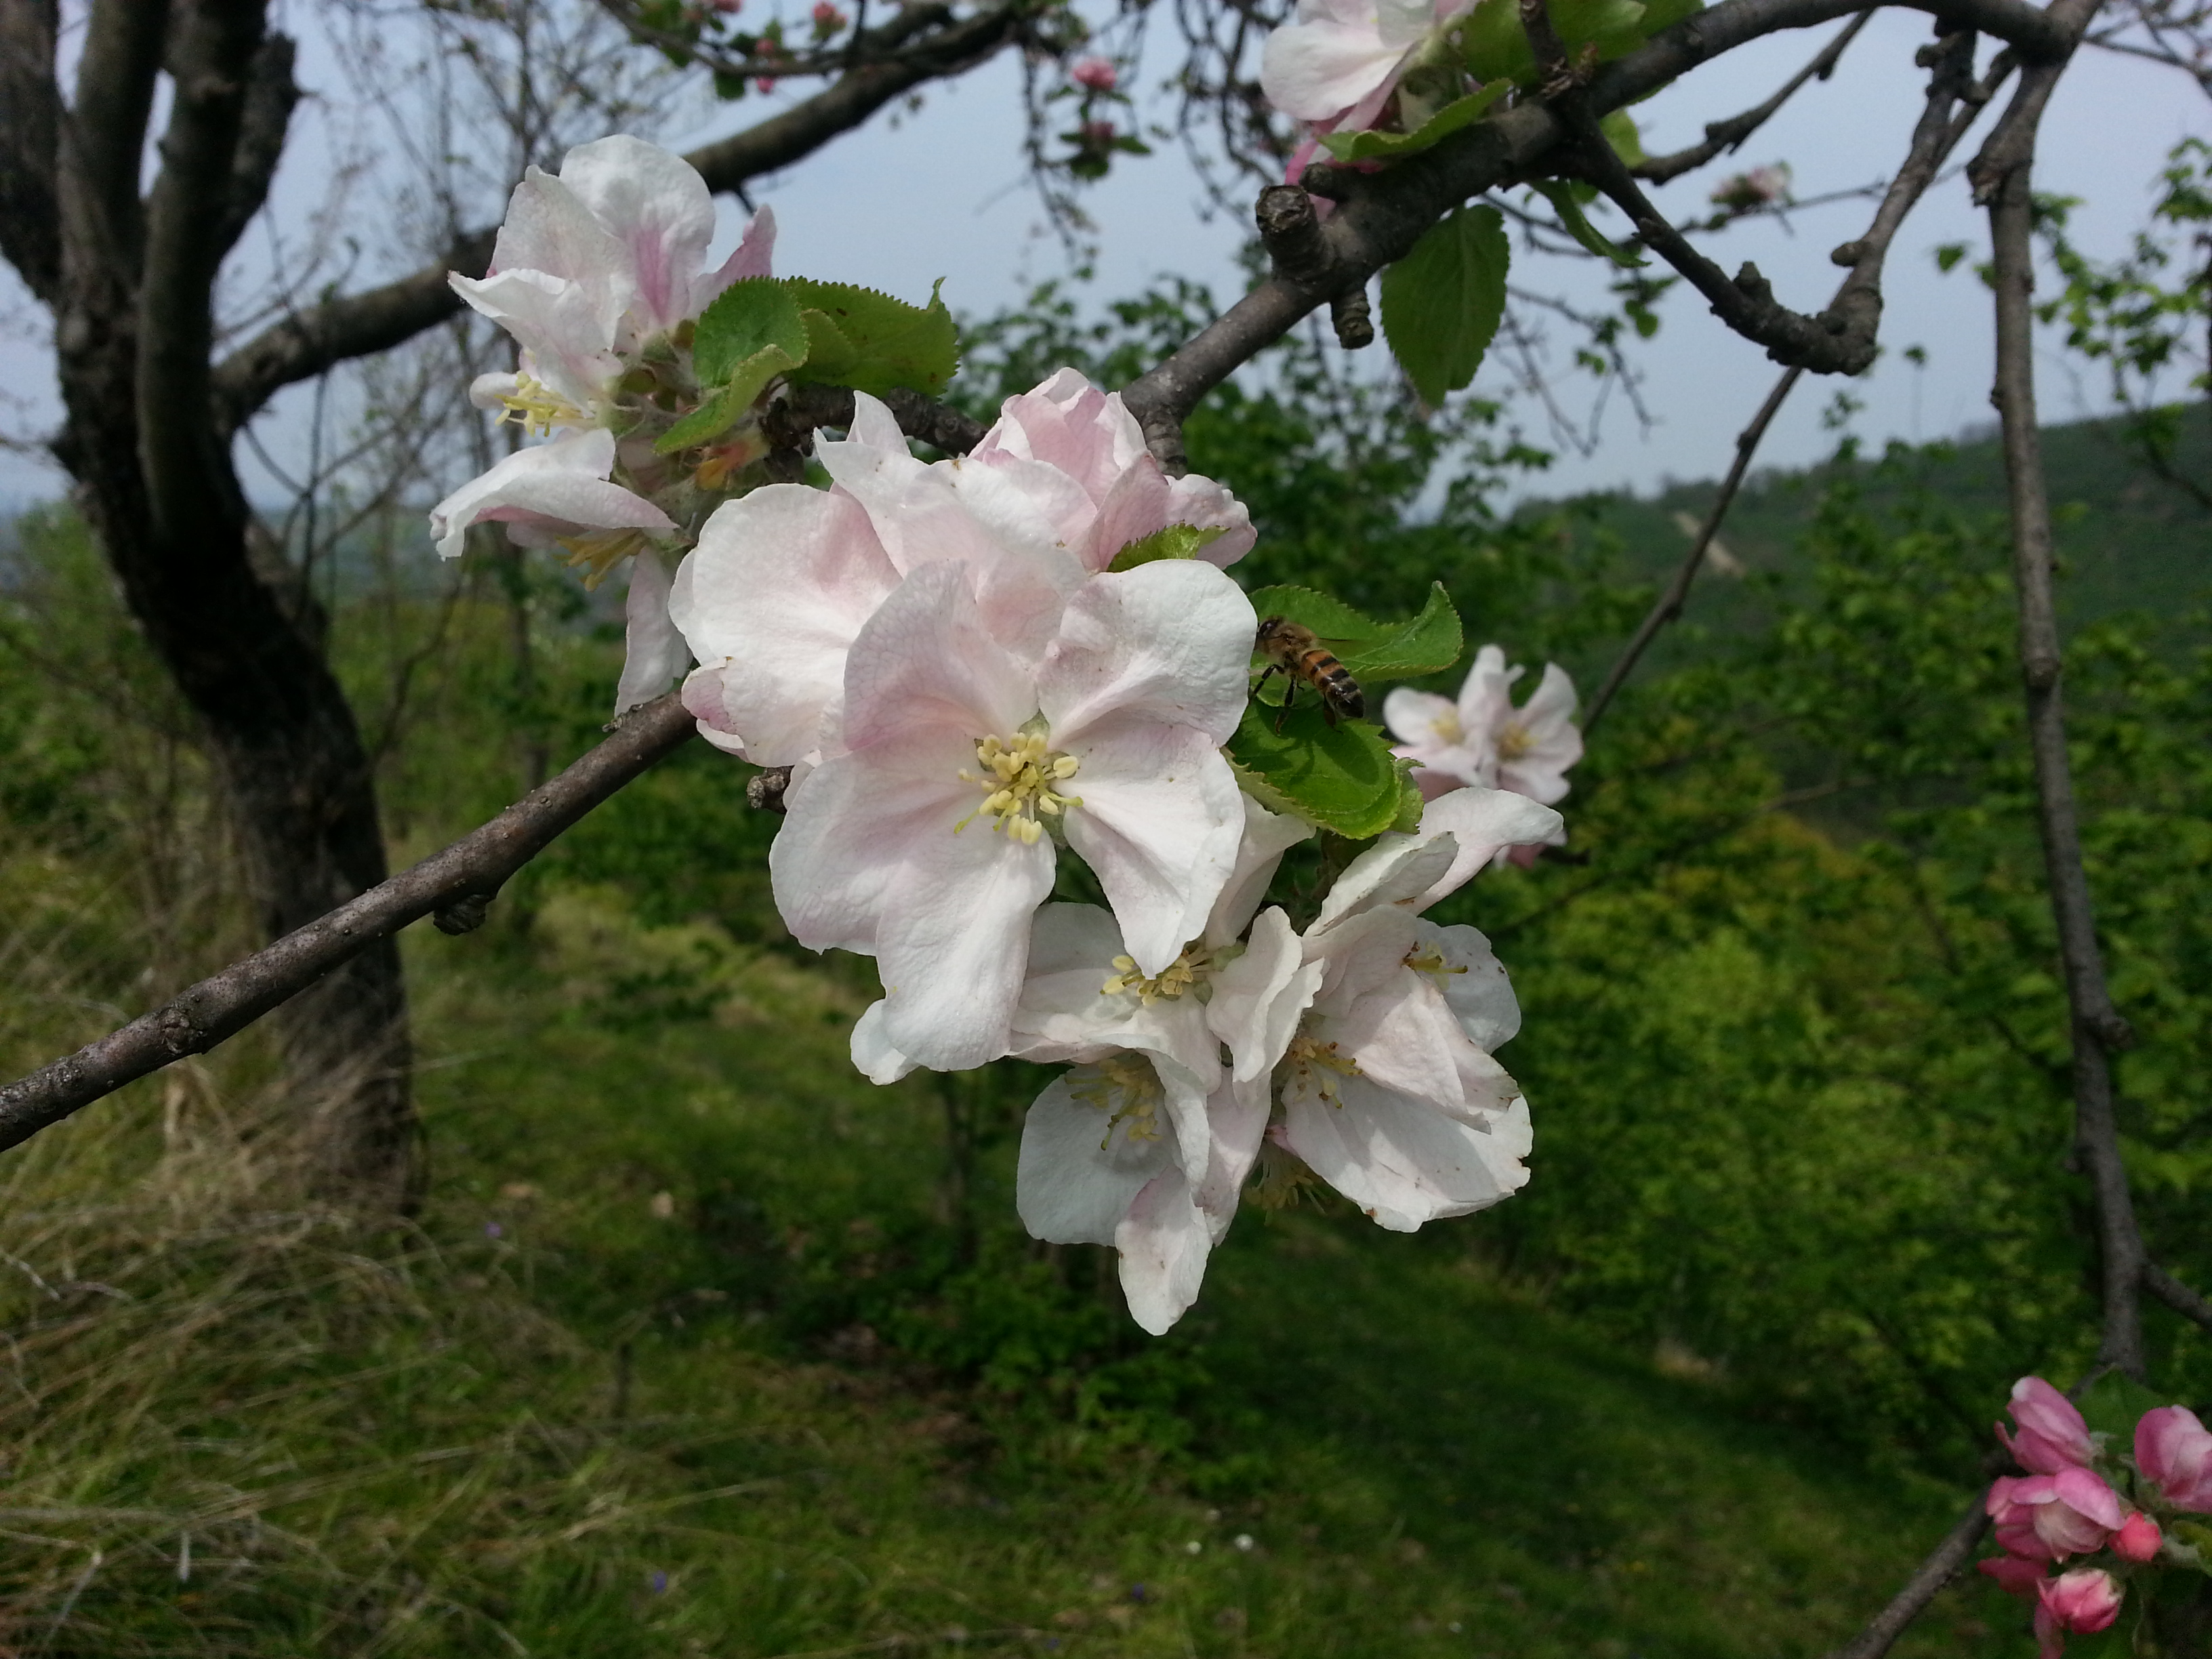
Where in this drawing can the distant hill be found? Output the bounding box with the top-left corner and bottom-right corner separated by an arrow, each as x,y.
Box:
1529,403 -> 2212,658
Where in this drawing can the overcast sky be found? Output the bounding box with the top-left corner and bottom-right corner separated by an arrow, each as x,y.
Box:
0,5 -> 2204,512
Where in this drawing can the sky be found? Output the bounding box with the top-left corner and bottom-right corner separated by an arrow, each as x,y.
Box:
0,3 -> 2204,512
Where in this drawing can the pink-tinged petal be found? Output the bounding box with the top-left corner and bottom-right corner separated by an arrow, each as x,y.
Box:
1400,787 -> 1565,909
668,485 -> 899,764
697,203 -> 778,308
972,368 -> 1147,506
873,802 -> 1057,1070
1284,1072 -> 1530,1231
2036,1569 -> 2123,1637
2001,1376 -> 2096,1474
1162,472 -> 1257,567
2113,1512 -> 2160,1562
850,1000 -> 917,1084
1979,1553 -> 2049,1601
1209,907 -> 1320,1085
1427,920 -> 1521,1050
556,135 -> 718,336
1060,724 -> 1244,975
428,429 -> 673,560
1038,562 -> 1256,747
484,165 -> 632,307
616,548 -> 690,714
1260,16 -> 1407,122
2137,1406 -> 2212,1510
2051,1467 -> 2125,1532
1017,1071 -> 1176,1246
678,669 -> 752,758
1116,1166 -> 1214,1334
838,562 -> 1037,752
1311,834 -> 1461,934
1204,798 -> 1315,947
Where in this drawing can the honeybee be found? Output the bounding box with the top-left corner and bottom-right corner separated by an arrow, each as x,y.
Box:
1253,615 -> 1365,729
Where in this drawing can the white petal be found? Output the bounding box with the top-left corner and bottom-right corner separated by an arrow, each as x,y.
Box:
1204,796 -> 1316,947
1427,920 -> 1521,1050
1285,1073 -> 1530,1232
1259,15 -> 1408,123
615,548 -> 691,714
1017,1072 -> 1175,1246
697,203 -> 779,310
1193,1073 -> 1273,1229
486,165 -> 631,306
1401,787 -> 1565,908
1208,906 -> 1321,1084
427,429 -> 672,560
448,267 -> 624,410
668,485 -> 899,765
840,562 -> 1038,751
1311,834 -> 1461,935
1382,687 -> 1458,747
850,1000 -> 918,1084
1061,727 -> 1244,975
1037,562 -> 1256,747
1116,1167 -> 1214,1334
557,135 -> 718,336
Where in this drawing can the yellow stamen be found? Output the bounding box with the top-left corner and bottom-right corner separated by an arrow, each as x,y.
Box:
1497,720 -> 1534,761
1403,943 -> 1468,979
954,732 -> 1080,842
1432,710 -> 1465,745
558,528 -> 647,589
1067,1055 -> 1166,1148
496,373 -> 588,437
1284,1032 -> 1361,1108
1100,945 -> 1212,1005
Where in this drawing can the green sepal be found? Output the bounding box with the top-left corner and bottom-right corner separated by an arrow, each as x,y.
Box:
781,277 -> 959,396
2077,1370 -> 2170,1443
2165,1519 -> 2212,1576
1107,523 -> 1230,571
1389,770 -> 1429,833
1528,178 -> 1645,267
1225,703 -> 1415,840
1317,83 -> 1511,163
1245,582 -> 1464,682
655,342 -> 802,453
1379,204 -> 1511,407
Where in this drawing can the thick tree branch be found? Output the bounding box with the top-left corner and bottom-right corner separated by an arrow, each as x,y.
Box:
1633,10 -> 1871,184
63,0 -> 166,276
211,30 -> 298,261
209,1 -> 1024,430
0,0 -> 61,302
1582,365 -> 1803,735
0,695 -> 700,1155
777,382 -> 989,455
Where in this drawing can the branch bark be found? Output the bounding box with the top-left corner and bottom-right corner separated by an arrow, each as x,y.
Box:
0,0 -> 61,302
0,696 -> 700,1156
210,0 -> 1025,430
2146,1264 -> 2212,1336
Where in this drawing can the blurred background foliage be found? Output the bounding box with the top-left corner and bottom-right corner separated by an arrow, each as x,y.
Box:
0,282 -> 2207,1655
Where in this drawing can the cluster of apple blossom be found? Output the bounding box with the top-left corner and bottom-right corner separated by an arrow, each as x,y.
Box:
1385,644 -> 1582,862
1978,1376 -> 2212,1656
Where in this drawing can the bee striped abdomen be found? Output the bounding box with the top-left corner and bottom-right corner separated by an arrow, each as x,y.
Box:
1300,649 -> 1364,719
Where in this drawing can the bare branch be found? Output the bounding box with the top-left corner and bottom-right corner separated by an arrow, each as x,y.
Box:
0,695 -> 701,1155
0,0 -> 61,302
210,1 -> 1025,429
777,382 -> 989,455
1821,1493 -> 1994,1659
1635,10 -> 1872,184
212,30 -> 299,260
2146,1264 -> 2212,1335
1582,365 -> 1803,736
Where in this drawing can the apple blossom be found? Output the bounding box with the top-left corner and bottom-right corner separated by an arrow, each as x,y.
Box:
2137,1405 -> 2212,1512
1978,1553 -> 2049,1600
1260,0 -> 1477,136
1384,643 -> 1583,808
672,376 -> 1252,766
1070,55 -> 1119,90
428,428 -> 675,565
1988,1468 -> 2125,1561
2112,1510 -> 2161,1562
1999,1375 -> 2097,1475
1279,787 -> 1561,1230
768,556 -> 1254,1071
2034,1569 -> 2123,1659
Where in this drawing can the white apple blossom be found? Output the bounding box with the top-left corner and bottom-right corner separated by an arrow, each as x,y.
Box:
1260,0 -> 1477,134
671,378 -> 1253,767
1383,644 -> 1583,867
769,554 -> 1255,1073
428,428 -> 676,563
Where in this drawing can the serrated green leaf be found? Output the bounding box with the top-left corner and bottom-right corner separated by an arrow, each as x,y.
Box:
782,277 -> 959,396
2077,1370 -> 2169,1442
1107,524 -> 1230,572
1226,703 -> 1412,839
1388,773 -> 1427,833
654,341 -> 803,453
1246,585 -> 1389,651
798,307 -> 859,379
1529,178 -> 1645,268
1317,83 -> 1511,163
693,278 -> 810,386
1336,582 -> 1462,679
1380,204 -> 1510,407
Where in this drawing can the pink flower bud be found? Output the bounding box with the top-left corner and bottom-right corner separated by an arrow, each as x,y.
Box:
2137,1404 -> 2212,1513
1988,1469 -> 2125,1560
1978,1553 -> 2048,1601
811,2 -> 847,30
1998,1376 -> 2096,1474
710,0 -> 742,10
2112,1511 -> 2160,1562
2033,1569 -> 2123,1659
1070,55 -> 1118,91
1079,119 -> 1116,146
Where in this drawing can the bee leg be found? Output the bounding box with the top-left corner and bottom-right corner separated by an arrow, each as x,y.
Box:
1273,678 -> 1296,734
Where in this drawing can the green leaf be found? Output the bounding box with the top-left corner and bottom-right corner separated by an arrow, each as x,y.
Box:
1246,585 -> 1389,653
781,277 -> 960,397
1601,108 -> 1644,169
2076,1370 -> 2169,1442
1462,0 -> 1647,83
1317,83 -> 1511,163
1528,178 -> 1645,268
1379,204 -> 1510,407
1107,524 -> 1230,571
1337,582 -> 1462,679
692,278 -> 810,386
1226,703 -> 1416,840
654,341 -> 804,453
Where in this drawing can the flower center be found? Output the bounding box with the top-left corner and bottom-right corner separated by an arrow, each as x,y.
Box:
1284,1031 -> 1361,1107
497,373 -> 589,437
1067,1055 -> 1165,1148
558,529 -> 648,589
956,732 -> 1080,845
1403,943 -> 1467,980
1431,710 -> 1465,745
1496,720 -> 1533,761
1101,943 -> 1227,1005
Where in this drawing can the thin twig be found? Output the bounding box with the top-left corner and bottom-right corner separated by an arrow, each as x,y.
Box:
2145,1264 -> 2212,1336
1581,364 -> 1801,735
1821,1494 -> 1992,1659
1634,10 -> 1874,184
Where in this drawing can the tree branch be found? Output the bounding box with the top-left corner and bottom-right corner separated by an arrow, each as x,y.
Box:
1822,1491 -> 1994,1659
1581,365 -> 1802,736
0,695 -> 700,1155
2145,1264 -> 2212,1336
60,0 -> 166,277
777,382 -> 989,455
211,29 -> 298,262
0,0 -> 61,302
1633,10 -> 1872,184
209,1 -> 1025,430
